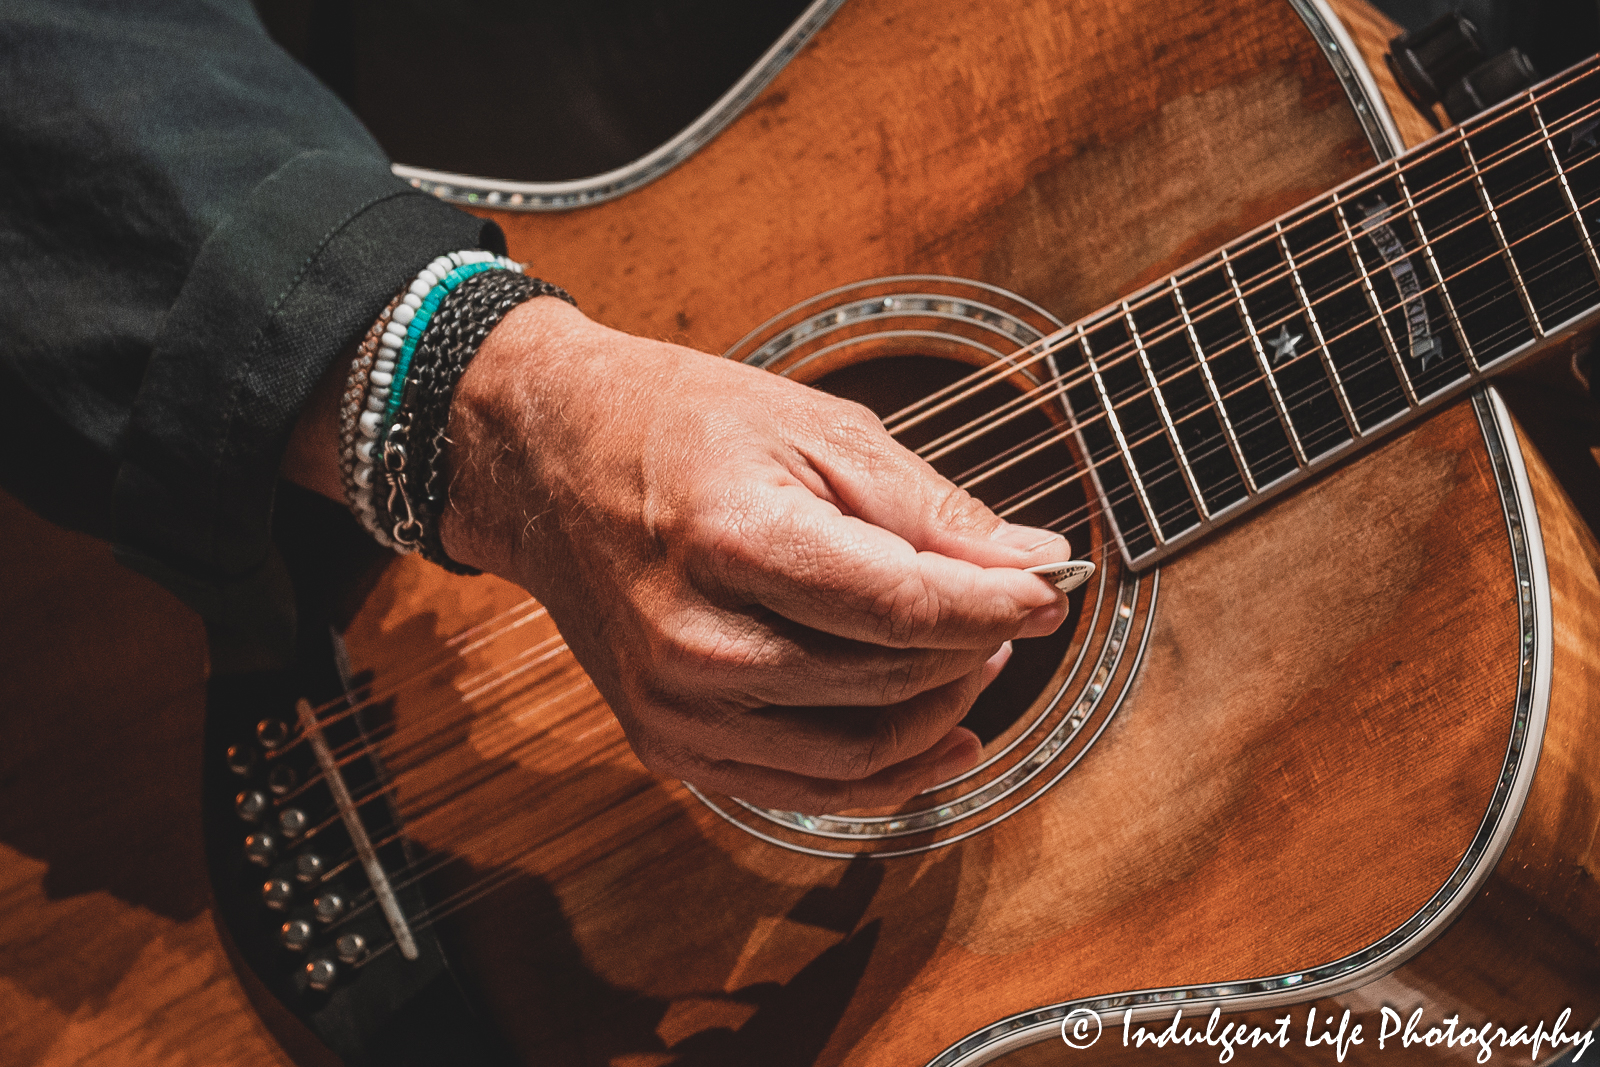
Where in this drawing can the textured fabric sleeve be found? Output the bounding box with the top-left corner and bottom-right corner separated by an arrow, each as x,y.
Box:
0,0 -> 502,627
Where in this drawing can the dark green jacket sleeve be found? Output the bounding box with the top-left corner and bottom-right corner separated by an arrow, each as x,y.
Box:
0,0 -> 502,637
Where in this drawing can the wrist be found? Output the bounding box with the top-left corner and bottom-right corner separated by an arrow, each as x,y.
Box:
436,295 -> 598,579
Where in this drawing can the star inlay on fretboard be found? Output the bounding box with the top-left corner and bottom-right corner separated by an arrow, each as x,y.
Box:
1267,323 -> 1303,365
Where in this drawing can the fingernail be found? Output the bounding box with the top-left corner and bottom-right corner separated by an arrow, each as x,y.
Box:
932,729 -> 982,776
981,641 -> 1014,688
989,523 -> 1064,553
1019,602 -> 1068,638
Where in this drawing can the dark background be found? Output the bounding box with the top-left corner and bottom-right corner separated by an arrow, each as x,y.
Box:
253,0 -> 1600,182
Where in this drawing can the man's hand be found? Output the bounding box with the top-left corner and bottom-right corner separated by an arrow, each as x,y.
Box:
434,298 -> 1073,813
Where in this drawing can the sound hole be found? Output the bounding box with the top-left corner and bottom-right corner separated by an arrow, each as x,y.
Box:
809,355 -> 1089,745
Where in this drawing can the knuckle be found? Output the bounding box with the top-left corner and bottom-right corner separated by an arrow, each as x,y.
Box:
652,617 -> 761,684
871,574 -> 940,647
878,653 -> 931,705
931,482 -> 996,533
832,713 -> 900,781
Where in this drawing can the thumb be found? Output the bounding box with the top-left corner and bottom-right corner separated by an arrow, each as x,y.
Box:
813,416 -> 1073,570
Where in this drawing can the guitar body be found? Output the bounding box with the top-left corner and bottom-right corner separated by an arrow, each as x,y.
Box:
3,0 -> 1599,1065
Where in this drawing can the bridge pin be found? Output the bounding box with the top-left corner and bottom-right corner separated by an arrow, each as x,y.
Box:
280,919 -> 313,952
313,893 -> 347,924
266,764 -> 297,795
278,808 -> 308,839
295,852 -> 326,884
225,744 -> 257,776
335,933 -> 367,964
235,789 -> 269,823
304,958 -> 338,991
262,879 -> 294,911
243,833 -> 278,867
256,719 -> 291,750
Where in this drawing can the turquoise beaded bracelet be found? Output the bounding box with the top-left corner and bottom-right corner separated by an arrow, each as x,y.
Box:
352,249 -> 523,546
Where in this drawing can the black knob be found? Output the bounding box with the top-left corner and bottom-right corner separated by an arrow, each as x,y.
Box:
335,933 -> 368,964
305,957 -> 338,991
313,893 -> 347,924
1387,13 -> 1485,108
266,764 -> 298,796
1442,51 -> 1539,124
278,808 -> 309,839
295,852 -> 326,884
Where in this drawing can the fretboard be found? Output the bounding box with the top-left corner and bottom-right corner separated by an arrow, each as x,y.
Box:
1051,56 -> 1600,569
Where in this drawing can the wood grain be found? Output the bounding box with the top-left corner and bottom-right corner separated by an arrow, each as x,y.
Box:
5,1 -> 1598,1065
0,494 -> 289,1067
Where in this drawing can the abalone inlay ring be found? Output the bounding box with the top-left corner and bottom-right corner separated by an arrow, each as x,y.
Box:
689,276 -> 1159,857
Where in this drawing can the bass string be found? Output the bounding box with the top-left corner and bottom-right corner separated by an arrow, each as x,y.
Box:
878,76 -> 1600,443
294,226 -> 1579,878
290,84 -> 1600,942
963,181 -> 1600,505
276,92 -> 1600,772
305,671 -> 595,857
322,229 -> 1573,906
339,293 -> 1551,962
904,117 -> 1600,492
281,632 -> 573,811
319,681 -> 609,898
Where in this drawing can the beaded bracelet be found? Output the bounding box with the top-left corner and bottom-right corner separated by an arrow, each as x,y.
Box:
339,294 -> 403,544
390,269 -> 575,573
350,250 -> 521,545
343,248 -> 574,570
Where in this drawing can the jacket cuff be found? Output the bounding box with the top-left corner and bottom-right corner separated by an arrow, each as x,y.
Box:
114,148 -> 502,610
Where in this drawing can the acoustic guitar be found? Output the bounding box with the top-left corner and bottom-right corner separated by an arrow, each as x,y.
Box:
5,0 -> 1600,1065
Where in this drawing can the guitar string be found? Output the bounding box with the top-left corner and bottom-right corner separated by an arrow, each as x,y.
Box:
875,69 -> 1600,442
283,189 -> 1595,860
273,88 -> 1600,934
269,87 -> 1600,762
279,170 -> 1598,834
905,102 -> 1600,487
977,216 -> 1600,522
876,66 -> 1600,435
322,231 -> 1574,933
323,86 -> 1600,939
335,241 -> 1566,949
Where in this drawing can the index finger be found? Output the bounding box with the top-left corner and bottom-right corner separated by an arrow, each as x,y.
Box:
697,484 -> 1065,649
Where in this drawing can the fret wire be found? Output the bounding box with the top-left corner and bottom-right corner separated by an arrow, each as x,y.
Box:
1459,130 -> 1545,338
1332,196 -> 1419,408
1169,278 -> 1258,493
1392,163 -> 1476,374
1079,327 -> 1166,544
1274,220 -> 1362,439
1219,249 -> 1309,466
1121,302 -> 1210,520
1531,100 -> 1600,290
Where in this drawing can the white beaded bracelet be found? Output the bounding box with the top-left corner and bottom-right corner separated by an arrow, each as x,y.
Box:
348,250 -> 525,548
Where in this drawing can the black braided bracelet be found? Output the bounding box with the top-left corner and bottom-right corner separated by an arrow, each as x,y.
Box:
386,268 -> 576,575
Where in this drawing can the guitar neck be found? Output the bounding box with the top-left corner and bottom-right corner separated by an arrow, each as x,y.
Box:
1057,56 -> 1600,570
